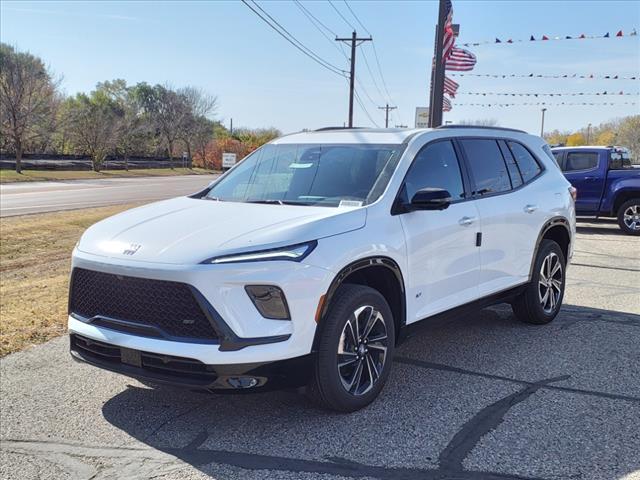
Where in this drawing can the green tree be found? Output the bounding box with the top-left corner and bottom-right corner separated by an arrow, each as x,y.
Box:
66,89 -> 123,171
0,43 -> 58,173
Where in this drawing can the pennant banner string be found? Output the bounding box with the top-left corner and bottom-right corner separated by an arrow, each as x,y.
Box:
459,28 -> 637,47
454,102 -> 638,107
458,91 -> 639,97
450,73 -> 639,80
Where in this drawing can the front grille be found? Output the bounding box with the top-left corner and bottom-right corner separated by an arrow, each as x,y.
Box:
69,268 -> 217,341
71,334 -> 217,385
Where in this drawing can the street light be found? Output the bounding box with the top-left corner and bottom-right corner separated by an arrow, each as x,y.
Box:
540,108 -> 547,137
587,123 -> 592,144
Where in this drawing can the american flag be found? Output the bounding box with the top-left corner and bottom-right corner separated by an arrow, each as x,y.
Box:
445,47 -> 477,71
444,76 -> 459,97
443,96 -> 452,111
442,0 -> 455,63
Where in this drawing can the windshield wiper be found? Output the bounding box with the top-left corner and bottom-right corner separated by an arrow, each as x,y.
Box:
246,199 -> 314,206
204,196 -> 224,201
246,199 -> 284,205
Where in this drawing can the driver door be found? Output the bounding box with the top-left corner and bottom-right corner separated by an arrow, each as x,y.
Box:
397,139 -> 482,323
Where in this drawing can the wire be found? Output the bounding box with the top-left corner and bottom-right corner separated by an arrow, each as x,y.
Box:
295,0 -> 338,36
341,0 -> 403,124
293,0 -> 348,60
354,89 -> 380,127
242,0 -> 347,77
328,0 -> 355,31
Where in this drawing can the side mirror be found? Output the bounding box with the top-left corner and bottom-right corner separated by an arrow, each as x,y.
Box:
408,188 -> 452,211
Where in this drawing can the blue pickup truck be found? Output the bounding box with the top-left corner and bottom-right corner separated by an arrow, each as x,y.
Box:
551,146 -> 640,235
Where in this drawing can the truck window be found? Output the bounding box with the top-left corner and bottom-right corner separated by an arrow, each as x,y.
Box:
565,152 -> 598,172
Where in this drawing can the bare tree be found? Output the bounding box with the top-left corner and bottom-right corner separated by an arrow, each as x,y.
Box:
0,43 -> 58,173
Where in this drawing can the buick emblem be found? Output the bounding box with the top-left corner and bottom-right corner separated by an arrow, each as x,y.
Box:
122,243 -> 142,255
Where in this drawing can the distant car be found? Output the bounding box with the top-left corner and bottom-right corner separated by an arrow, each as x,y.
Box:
551,146 -> 640,235
68,126 -> 575,412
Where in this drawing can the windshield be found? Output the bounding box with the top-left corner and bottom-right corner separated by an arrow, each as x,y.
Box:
205,143 -> 405,207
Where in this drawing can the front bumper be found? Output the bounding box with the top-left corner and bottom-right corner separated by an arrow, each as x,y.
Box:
70,333 -> 314,391
68,249 -> 334,365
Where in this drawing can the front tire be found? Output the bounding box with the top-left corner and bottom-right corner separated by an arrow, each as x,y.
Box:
512,239 -> 566,325
308,284 -> 395,412
617,199 -> 640,235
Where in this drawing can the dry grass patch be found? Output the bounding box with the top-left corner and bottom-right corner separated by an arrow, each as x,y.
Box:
0,167 -> 213,183
0,204 -> 141,356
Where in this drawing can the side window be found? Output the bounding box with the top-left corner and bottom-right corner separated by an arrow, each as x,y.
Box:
403,140 -> 465,202
565,152 -> 599,171
460,139 -> 511,195
507,141 -> 542,182
498,140 -> 523,188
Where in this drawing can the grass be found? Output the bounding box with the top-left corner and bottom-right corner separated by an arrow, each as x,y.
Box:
0,203 -> 141,356
0,167 -> 213,183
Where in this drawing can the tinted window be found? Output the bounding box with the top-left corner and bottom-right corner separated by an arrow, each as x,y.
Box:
460,139 -> 511,194
498,141 -> 523,188
565,152 -> 598,171
403,140 -> 465,202
508,142 -> 542,182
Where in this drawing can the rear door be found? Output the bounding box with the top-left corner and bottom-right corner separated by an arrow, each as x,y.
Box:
561,150 -> 604,214
458,138 -> 544,295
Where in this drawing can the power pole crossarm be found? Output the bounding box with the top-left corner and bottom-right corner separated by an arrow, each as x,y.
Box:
336,31 -> 372,128
378,103 -> 397,128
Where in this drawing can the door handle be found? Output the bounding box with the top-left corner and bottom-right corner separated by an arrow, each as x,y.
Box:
524,204 -> 538,214
584,176 -> 597,182
459,216 -> 476,226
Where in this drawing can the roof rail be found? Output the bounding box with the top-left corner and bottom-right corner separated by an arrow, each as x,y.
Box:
435,125 -> 527,134
314,126 -> 366,132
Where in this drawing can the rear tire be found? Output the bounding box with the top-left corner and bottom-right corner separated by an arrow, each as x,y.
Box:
308,284 -> 395,412
617,199 -> 640,235
512,239 -> 566,325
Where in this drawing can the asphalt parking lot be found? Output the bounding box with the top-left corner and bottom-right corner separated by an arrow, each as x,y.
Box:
1,219 -> 639,480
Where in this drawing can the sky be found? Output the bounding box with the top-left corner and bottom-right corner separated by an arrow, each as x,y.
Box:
1,0 -> 639,135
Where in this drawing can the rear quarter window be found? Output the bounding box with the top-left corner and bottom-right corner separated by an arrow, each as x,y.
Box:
507,141 -> 542,182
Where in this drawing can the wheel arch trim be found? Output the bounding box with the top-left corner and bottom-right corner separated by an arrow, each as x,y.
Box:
529,216 -> 572,280
312,256 -> 406,351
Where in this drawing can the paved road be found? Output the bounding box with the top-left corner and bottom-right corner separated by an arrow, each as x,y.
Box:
0,175 -> 218,217
1,220 -> 639,480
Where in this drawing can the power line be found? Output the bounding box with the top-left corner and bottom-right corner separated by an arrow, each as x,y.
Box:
295,0 -> 338,36
341,0 -> 402,124
293,0 -> 347,60
241,0 -> 347,77
354,88 -> 380,127
328,0 -> 355,30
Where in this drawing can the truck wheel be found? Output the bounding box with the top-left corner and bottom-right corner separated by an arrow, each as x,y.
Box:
617,199 -> 640,235
308,284 -> 395,412
512,239 -> 566,325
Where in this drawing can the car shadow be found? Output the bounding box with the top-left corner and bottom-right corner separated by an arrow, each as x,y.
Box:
101,303 -> 640,480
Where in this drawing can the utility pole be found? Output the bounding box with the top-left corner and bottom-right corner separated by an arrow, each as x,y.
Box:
428,0 -> 448,128
540,108 -> 547,137
587,123 -> 592,144
378,104 -> 397,128
230,118 -> 233,136
336,31 -> 372,127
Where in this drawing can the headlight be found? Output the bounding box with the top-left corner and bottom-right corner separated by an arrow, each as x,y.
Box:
202,241 -> 317,264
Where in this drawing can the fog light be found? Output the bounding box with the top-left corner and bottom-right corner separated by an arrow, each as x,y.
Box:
245,285 -> 291,320
227,377 -> 259,389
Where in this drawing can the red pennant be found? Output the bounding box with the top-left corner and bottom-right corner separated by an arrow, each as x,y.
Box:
579,34 -> 586,39
542,35 -> 549,40
507,39 -> 513,43
616,30 -> 623,37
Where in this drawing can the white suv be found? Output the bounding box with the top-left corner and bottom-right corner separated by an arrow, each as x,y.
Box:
69,126 -> 576,411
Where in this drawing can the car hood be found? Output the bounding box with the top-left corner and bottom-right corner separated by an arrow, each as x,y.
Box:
77,196 -> 366,264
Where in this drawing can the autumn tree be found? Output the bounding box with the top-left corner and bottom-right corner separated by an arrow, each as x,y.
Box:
0,43 -> 58,173
565,132 -> 586,146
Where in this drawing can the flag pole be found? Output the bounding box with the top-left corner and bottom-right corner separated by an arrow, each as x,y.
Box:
429,0 -> 448,127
